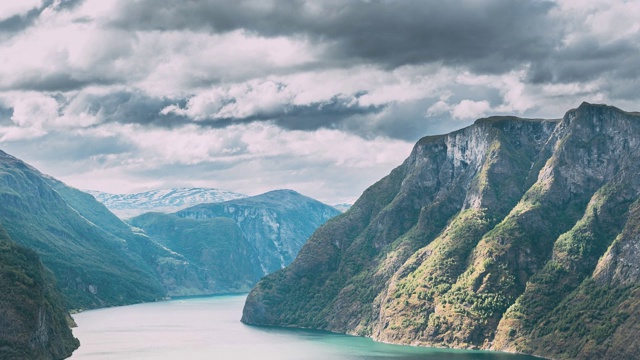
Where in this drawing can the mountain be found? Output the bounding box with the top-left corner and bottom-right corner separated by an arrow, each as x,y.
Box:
0,223 -> 79,359
43,178 -> 215,299
87,188 -> 247,218
128,213 -> 263,293
173,190 -> 341,275
0,150 -> 211,309
242,103 -> 640,360
131,190 -> 341,282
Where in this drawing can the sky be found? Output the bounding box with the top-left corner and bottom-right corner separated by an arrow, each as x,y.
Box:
0,0 -> 639,204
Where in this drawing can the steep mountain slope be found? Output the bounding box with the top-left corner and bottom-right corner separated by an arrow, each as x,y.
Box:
88,188 -> 247,218
0,224 -> 79,360
175,190 -> 341,275
243,103 -> 640,360
0,150 -> 172,309
43,179 -> 214,297
129,213 -> 263,293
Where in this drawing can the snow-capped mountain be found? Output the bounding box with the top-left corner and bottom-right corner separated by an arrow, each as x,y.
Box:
87,188 -> 248,218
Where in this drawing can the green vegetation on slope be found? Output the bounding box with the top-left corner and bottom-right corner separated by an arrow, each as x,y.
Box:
176,189 -> 341,275
129,212 -> 262,293
0,224 -> 79,360
0,151 -> 165,309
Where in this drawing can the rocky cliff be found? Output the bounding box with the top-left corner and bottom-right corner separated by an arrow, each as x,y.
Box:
0,224 -> 79,359
242,103 -> 640,360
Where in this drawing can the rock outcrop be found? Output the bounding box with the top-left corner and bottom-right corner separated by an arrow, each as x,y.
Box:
242,103 -> 640,360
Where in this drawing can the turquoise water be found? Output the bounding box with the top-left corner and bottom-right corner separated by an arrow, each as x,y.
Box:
70,294 -> 539,360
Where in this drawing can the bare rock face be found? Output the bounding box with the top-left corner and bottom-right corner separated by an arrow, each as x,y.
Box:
242,103 -> 640,360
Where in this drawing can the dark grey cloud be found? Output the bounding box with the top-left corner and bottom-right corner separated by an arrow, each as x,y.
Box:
0,0 -> 84,34
109,0 -> 560,73
0,130 -> 135,170
57,91 -> 385,135
197,93 -> 386,132
0,6 -> 42,33
528,37 -> 640,84
76,92 -> 189,127
5,73 -> 118,92
0,104 -> 12,126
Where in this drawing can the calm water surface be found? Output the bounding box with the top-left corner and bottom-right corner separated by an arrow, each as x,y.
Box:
70,294 -> 539,360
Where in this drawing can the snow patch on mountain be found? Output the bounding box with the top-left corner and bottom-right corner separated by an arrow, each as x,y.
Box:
87,188 -> 248,218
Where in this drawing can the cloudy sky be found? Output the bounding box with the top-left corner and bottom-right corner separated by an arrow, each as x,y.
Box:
0,0 -> 638,204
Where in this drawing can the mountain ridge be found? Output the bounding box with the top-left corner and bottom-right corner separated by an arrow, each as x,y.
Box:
242,103 -> 640,360
87,187 -> 247,218
0,150 -> 212,309
172,189 -> 341,275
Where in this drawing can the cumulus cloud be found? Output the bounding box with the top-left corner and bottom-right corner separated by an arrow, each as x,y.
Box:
2,122 -> 412,203
0,0 -> 639,203
105,0 -> 560,72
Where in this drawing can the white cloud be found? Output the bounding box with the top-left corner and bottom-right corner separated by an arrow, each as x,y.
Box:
6,122 -> 412,204
0,0 -> 41,21
135,30 -> 321,96
165,80 -> 295,120
0,0 -> 639,204
451,100 -> 491,120
9,94 -> 58,128
426,100 -> 452,117
0,92 -> 102,141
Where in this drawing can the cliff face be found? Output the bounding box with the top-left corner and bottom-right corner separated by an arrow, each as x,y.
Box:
0,224 -> 79,360
242,103 -> 640,360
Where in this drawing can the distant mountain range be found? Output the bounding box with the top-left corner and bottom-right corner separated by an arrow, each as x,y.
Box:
243,103 -> 640,360
87,188 -> 247,218
0,149 -> 341,357
165,190 -> 342,275
0,149 -> 339,307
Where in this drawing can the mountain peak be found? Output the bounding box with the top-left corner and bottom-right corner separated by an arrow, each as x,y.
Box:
89,187 -> 248,218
